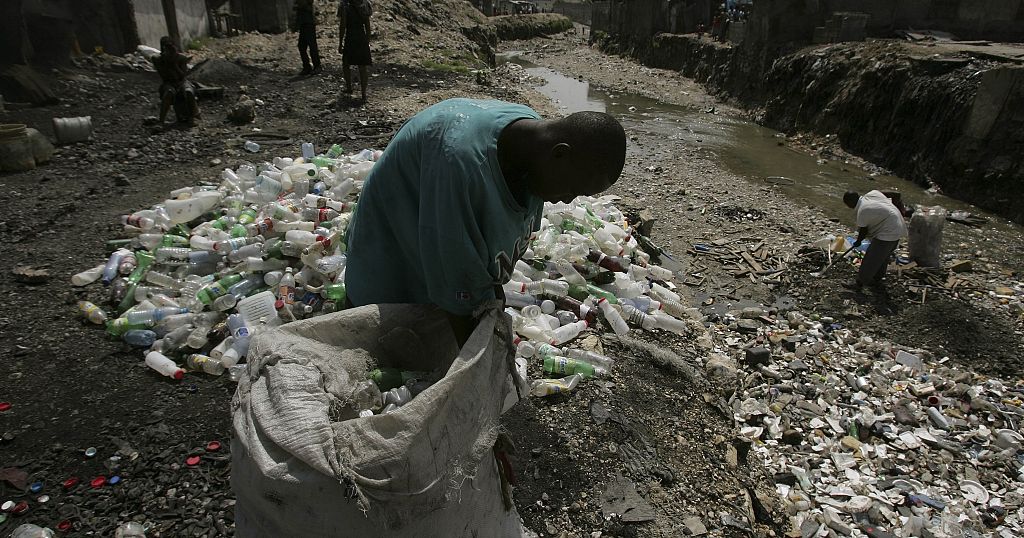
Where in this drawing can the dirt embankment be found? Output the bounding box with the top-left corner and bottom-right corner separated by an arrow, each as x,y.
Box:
594,32 -> 1024,225
490,13 -> 573,41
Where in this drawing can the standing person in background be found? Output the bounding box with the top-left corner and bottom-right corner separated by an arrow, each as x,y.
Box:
338,0 -> 373,102
295,0 -> 322,75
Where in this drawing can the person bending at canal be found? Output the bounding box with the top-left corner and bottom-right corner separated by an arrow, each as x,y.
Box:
843,190 -> 908,292
337,0 -> 373,101
344,98 -> 627,345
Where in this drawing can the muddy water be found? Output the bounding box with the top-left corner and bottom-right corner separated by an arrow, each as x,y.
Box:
499,53 -> 1024,259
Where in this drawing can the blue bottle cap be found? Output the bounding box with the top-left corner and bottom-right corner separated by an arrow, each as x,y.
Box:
29,482 -> 43,493
108,475 -> 122,485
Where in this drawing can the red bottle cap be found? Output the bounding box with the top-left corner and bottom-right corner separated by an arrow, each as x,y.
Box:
11,501 -> 28,515
0,402 -> 11,412
57,520 -> 73,532
62,477 -> 80,490
90,476 -> 106,489
206,441 -> 222,452
173,369 -> 185,380
186,455 -> 201,466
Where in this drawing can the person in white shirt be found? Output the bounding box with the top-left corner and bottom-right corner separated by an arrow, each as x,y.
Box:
843,190 -> 908,291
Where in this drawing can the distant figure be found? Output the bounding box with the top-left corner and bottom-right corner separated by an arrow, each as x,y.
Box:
843,190 -> 908,292
152,36 -> 199,124
338,0 -> 373,101
295,0 -> 322,75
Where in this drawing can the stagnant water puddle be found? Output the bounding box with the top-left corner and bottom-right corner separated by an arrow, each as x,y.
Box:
498,52 -> 1024,259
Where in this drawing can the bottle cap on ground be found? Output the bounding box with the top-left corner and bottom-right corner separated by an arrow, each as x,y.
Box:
62,477 -> 79,490
206,440 -> 222,452
90,477 -> 106,489
84,447 -> 98,458
0,402 -> 11,412
186,455 -> 202,466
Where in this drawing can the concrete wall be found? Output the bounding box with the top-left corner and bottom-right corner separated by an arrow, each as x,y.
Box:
591,0 -> 712,40
134,0 -> 210,49
823,0 -> 1024,41
234,0 -> 295,34
553,0 -> 592,25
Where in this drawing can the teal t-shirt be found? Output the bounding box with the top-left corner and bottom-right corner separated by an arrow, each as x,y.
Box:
345,98 -> 544,315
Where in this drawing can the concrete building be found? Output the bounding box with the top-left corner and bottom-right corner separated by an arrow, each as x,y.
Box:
1,0 -> 212,66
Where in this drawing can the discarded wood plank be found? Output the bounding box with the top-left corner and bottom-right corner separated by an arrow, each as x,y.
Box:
740,251 -> 764,273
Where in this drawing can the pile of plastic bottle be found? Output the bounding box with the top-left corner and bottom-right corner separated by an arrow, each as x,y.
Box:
72,143 -> 700,413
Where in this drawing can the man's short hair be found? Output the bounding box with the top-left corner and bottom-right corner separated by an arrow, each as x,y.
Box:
843,191 -> 860,207
557,111 -> 626,181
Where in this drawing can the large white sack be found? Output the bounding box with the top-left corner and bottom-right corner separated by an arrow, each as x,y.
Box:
231,302 -> 530,537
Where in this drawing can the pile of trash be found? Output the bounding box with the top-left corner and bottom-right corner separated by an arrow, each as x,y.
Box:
709,299 -> 1024,537
71,143 -> 707,415
72,45 -> 159,73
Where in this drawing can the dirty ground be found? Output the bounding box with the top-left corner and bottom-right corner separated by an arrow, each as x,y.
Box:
0,7 -> 1023,538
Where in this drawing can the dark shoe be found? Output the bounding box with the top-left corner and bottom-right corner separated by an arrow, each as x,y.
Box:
841,281 -> 863,292
300,66 -> 312,76
312,65 -> 323,75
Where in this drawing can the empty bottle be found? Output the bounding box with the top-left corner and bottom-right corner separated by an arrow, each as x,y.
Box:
278,267 -> 296,305
125,307 -> 188,325
145,351 -> 185,380
114,522 -> 146,538
552,320 -> 588,345
102,249 -> 130,286
221,314 -> 251,367
530,374 -> 582,397
77,301 -> 108,325
244,140 -> 260,152
562,348 -> 615,370
72,264 -> 105,286
597,298 -> 630,336
123,329 -> 157,347
622,304 -> 687,335
543,356 -> 605,378
187,354 -> 226,376
11,524 -> 55,538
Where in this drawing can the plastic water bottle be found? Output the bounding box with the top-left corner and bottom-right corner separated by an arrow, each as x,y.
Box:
244,140 -> 260,152
278,267 -> 296,305
562,348 -> 615,370
77,301 -> 108,325
145,351 -> 185,380
221,314 -> 251,367
125,307 -> 188,325
11,524 -> 55,538
72,263 -> 105,286
300,142 -> 315,160
622,304 -> 686,335
552,320 -> 588,345
187,353 -> 226,376
543,356 -> 605,377
102,249 -> 130,286
123,329 -> 157,347
114,521 -> 146,537
597,298 -> 630,336
530,374 -> 582,397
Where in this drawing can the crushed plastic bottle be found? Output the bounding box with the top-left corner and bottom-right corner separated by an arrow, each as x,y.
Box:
114,522 -> 146,537
530,374 -> 583,397
11,524 -> 55,538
